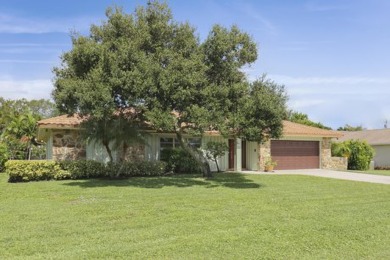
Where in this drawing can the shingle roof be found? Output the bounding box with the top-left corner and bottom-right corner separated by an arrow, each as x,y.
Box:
337,129 -> 390,145
282,120 -> 342,138
38,114 -> 85,128
38,115 -> 341,138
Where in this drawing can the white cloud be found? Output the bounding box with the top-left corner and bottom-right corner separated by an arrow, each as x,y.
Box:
268,74 -> 390,129
0,43 -> 70,54
270,75 -> 390,85
0,59 -> 53,64
0,79 -> 53,100
0,13 -> 97,34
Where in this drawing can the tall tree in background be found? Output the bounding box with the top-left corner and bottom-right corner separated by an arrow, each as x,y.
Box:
337,124 -> 364,131
52,1 -> 288,177
0,97 -> 55,163
287,111 -> 331,130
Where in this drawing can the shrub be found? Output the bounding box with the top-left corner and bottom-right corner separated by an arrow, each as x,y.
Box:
160,148 -> 200,174
58,160 -> 106,179
135,161 -> 167,177
204,141 -> 228,172
0,143 -> 9,172
105,161 -> 167,178
332,140 -> 374,171
347,140 -> 374,170
331,142 -> 351,157
6,160 -> 63,182
6,159 -> 168,182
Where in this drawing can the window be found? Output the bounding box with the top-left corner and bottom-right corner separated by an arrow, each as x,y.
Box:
160,137 -> 201,151
187,138 -> 201,149
160,138 -> 176,151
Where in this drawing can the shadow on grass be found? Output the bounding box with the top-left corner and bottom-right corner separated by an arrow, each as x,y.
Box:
62,172 -> 262,189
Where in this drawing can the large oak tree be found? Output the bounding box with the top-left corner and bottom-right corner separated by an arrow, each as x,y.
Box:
53,1 -> 288,177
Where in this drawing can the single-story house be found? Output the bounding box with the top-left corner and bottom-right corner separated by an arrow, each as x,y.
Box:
337,129 -> 390,168
37,115 -> 346,171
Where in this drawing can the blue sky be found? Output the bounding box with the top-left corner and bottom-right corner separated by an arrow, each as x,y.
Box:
0,0 -> 389,129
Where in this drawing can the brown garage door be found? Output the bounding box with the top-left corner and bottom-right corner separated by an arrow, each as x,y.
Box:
271,140 -> 319,170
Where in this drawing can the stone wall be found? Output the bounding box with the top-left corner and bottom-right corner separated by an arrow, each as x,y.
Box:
123,144 -> 145,162
52,130 -> 86,160
322,157 -> 348,170
321,137 -> 348,170
258,140 -> 271,171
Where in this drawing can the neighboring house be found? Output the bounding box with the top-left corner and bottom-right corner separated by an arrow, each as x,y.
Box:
337,129 -> 390,168
37,115 -> 345,171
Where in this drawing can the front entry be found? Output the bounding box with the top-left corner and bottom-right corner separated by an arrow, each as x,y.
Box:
228,139 -> 246,170
241,140 -> 246,169
228,139 -> 234,169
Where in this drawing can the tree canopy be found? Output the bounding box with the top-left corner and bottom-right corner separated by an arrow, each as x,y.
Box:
287,111 -> 331,130
0,98 -> 55,168
337,124 -> 364,131
52,1 -> 288,177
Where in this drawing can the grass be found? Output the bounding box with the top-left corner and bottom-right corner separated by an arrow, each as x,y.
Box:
0,172 -> 389,259
350,169 -> 390,176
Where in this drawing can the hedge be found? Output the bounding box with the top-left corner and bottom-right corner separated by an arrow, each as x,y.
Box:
5,160 -> 167,182
5,160 -> 67,182
160,148 -> 200,174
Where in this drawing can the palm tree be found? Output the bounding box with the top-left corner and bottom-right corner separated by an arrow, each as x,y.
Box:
81,114 -> 144,163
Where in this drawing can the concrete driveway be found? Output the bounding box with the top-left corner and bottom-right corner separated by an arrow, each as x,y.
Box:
245,169 -> 390,185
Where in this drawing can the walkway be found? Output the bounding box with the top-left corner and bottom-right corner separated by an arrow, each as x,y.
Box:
242,169 -> 390,185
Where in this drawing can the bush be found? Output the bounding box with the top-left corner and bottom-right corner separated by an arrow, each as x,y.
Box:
0,143 -> 9,172
58,160 -> 106,179
332,140 -> 374,171
6,159 -> 168,182
6,160 -> 63,182
105,161 -> 167,178
160,148 -> 200,174
347,140 -> 374,170
135,161 -> 167,177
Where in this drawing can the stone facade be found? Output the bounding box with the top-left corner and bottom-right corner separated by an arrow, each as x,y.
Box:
321,138 -> 348,170
258,140 -> 271,171
123,144 -> 145,162
322,156 -> 348,170
52,130 -> 86,160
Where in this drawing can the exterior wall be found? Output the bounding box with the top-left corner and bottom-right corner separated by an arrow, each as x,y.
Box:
52,129 -> 86,160
258,140 -> 271,171
246,141 -> 259,171
144,134 -> 160,161
87,140 -> 145,163
141,134 -> 230,172
257,137 -> 347,171
46,135 -> 53,159
87,140 -> 117,163
202,135 -> 229,172
321,138 -> 347,170
124,144 -> 145,161
372,145 -> 390,167
45,128 -> 346,171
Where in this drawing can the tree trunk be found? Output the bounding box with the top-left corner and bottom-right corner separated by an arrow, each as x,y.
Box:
176,132 -> 212,178
120,142 -> 129,162
214,157 -> 220,172
103,140 -> 114,162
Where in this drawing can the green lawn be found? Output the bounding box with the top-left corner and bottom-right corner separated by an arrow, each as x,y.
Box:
1,173 -> 389,259
350,170 -> 390,176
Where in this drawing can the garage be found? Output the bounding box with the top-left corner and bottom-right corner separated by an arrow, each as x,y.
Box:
271,140 -> 320,170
